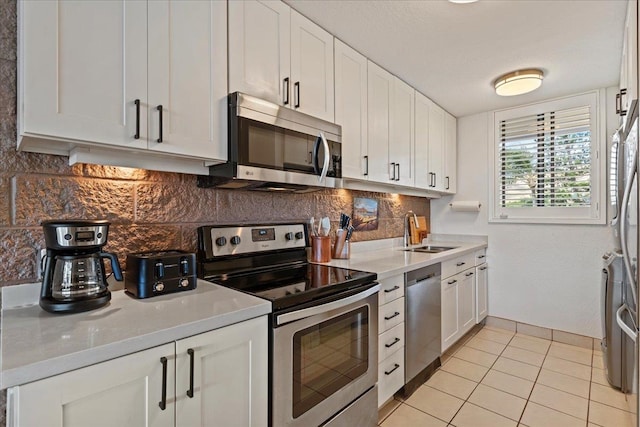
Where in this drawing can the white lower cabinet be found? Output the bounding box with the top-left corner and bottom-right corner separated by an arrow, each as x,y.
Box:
476,263 -> 488,323
7,316 -> 268,427
377,274 -> 405,407
441,254 -> 479,353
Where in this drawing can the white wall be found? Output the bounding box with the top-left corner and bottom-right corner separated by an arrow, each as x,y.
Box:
431,88 -> 619,338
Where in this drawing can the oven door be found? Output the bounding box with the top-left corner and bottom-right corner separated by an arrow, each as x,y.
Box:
272,284 -> 379,427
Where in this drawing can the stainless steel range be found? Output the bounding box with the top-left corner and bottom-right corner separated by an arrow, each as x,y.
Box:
198,223 -> 379,427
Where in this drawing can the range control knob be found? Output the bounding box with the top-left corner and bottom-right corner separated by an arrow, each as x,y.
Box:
230,236 -> 241,245
155,283 -> 165,292
215,237 -> 227,247
295,232 -> 304,240
285,232 -> 294,241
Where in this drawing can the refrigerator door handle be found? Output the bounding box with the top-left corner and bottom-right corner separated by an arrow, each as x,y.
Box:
616,304 -> 638,342
620,159 -> 638,306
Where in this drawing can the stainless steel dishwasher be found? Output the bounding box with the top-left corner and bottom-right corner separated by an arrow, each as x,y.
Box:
403,263 -> 442,397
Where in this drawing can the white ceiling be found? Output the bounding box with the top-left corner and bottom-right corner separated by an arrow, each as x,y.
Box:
285,0 -> 628,118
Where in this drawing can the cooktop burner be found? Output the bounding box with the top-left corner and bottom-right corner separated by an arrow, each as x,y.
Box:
211,263 -> 376,311
197,223 -> 377,312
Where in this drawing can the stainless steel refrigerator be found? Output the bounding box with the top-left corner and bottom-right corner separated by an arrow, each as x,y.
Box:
604,99 -> 638,425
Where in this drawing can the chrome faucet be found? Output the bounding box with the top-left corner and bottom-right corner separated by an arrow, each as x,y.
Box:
404,211 -> 420,247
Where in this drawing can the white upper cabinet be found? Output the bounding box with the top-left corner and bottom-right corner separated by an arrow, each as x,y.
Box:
229,0 -> 335,122
414,91 -> 430,189
228,0 -> 290,105
335,39 -> 368,179
428,100 -> 446,192
619,0 -> 637,128
390,78 -> 414,187
19,0 -> 228,172
19,0 -> 148,150
367,61 -> 393,183
290,10 -> 335,122
444,111 -> 457,193
148,0 -> 227,160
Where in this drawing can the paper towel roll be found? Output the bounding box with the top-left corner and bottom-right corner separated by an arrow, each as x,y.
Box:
449,201 -> 481,212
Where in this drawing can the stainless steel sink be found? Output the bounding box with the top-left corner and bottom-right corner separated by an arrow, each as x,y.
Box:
402,245 -> 457,254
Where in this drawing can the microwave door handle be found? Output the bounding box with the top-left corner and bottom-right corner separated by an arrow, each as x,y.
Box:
275,284 -> 380,326
312,134 -> 321,175
318,132 -> 330,183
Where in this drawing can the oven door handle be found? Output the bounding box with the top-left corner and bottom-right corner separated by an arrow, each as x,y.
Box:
275,284 -> 380,326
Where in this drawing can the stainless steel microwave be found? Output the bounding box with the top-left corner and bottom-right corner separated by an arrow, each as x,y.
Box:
198,92 -> 342,192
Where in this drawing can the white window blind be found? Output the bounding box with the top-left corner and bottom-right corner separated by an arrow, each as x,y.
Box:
499,106 -> 591,208
490,91 -> 604,224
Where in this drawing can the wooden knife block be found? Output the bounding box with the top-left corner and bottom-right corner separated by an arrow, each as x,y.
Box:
410,216 -> 428,245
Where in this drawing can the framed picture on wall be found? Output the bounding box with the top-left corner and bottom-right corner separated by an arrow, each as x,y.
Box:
353,197 -> 378,231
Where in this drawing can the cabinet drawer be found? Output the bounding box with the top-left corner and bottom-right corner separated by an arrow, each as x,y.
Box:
378,275 -> 404,305
378,347 -> 404,407
379,297 -> 405,334
475,249 -> 487,266
379,322 -> 404,361
442,253 -> 475,278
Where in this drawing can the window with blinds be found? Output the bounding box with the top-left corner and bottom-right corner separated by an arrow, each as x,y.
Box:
490,91 -> 604,224
499,106 -> 591,208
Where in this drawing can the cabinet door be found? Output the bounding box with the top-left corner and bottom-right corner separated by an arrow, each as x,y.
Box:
390,78 -> 415,187
290,10 -> 335,122
476,264 -> 488,323
414,91 -> 430,189
147,0 -> 227,160
459,270 -> 476,334
367,61 -> 393,183
441,277 -> 459,353
428,101 -> 445,191
19,0 -> 147,149
444,112 -> 457,193
9,344 -> 175,427
335,39 -> 368,179
175,316 -> 268,427
228,0 -> 290,105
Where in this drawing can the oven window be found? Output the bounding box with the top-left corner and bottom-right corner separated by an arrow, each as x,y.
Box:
292,306 -> 369,418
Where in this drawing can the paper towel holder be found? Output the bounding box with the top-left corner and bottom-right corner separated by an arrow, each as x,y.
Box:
449,201 -> 482,212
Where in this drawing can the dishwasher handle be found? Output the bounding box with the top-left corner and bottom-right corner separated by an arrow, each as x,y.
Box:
406,273 -> 440,287
405,264 -> 442,287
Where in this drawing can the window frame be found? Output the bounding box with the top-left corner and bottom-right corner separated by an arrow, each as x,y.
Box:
488,90 -> 606,225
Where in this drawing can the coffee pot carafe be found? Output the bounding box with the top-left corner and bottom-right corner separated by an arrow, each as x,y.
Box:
40,220 -> 122,314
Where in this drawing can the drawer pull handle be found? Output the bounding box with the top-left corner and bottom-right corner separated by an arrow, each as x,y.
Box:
156,105 -> 163,143
456,262 -> 466,267
479,266 -> 488,271
385,363 -> 400,375
465,272 -> 474,277
283,77 -> 290,105
385,337 -> 401,348
384,285 -> 400,293
134,99 -> 140,139
477,255 -> 485,259
159,356 -> 168,410
187,348 -> 195,398
385,311 -> 400,321
448,279 -> 457,285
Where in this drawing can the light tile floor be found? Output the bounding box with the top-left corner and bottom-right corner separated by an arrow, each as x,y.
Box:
379,325 -> 637,427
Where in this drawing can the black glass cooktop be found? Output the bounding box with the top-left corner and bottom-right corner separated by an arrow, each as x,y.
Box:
209,263 -> 377,311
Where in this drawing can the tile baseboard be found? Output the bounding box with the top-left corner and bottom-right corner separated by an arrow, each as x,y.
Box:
486,316 -> 597,350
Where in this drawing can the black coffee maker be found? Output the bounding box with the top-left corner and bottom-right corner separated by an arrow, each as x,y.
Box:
40,220 -> 123,314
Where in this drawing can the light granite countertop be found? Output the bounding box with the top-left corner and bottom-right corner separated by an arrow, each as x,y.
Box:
321,235 -> 488,280
0,280 -> 271,389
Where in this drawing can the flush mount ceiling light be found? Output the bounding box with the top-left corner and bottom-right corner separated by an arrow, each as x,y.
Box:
494,69 -> 544,96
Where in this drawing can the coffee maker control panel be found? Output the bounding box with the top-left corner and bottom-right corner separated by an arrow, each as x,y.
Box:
54,225 -> 109,247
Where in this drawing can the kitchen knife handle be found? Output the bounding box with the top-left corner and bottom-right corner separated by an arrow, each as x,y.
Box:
159,357 -> 168,410
187,349 -> 195,398
134,99 -> 140,139
283,77 -> 290,105
294,81 -> 300,108
157,105 -> 163,143
364,155 -> 369,176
